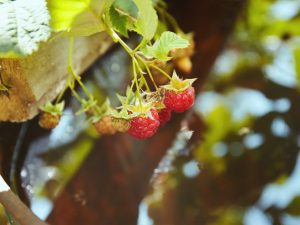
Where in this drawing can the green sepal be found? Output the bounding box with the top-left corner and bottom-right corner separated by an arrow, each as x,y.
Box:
127,101 -> 156,119
116,86 -> 136,105
163,70 -> 196,92
75,97 -> 98,115
99,98 -> 114,114
88,98 -> 115,123
40,101 -> 65,115
154,101 -> 165,110
110,108 -> 133,120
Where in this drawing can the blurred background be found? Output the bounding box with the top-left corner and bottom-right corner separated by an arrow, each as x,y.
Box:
1,0 -> 300,224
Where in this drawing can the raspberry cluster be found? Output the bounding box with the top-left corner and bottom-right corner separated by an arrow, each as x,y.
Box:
38,70 -> 196,140
91,72 -> 196,140
38,30 -> 196,140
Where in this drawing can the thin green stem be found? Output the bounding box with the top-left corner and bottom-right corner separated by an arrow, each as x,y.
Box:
140,75 -> 150,92
102,15 -> 162,96
149,63 -> 172,80
124,80 -> 135,107
68,37 -> 74,68
66,38 -> 84,104
70,68 -> 93,98
133,38 -> 147,53
132,60 -> 142,108
55,84 -> 68,104
104,22 -> 133,56
67,38 -> 75,89
70,87 -> 85,104
134,59 -> 150,92
136,55 -> 158,90
133,58 -> 149,88
68,38 -> 93,99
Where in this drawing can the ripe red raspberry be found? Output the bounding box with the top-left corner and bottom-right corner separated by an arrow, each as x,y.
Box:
158,108 -> 172,126
128,109 -> 160,139
164,86 -> 195,113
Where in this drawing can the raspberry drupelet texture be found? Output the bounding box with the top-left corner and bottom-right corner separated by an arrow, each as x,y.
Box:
128,108 -> 160,139
164,86 -> 195,113
158,108 -> 172,126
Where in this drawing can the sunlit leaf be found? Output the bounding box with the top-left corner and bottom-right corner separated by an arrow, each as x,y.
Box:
142,31 -> 189,61
108,6 -> 128,37
113,0 -> 138,20
48,0 -> 113,36
0,0 -> 50,57
133,0 -> 158,40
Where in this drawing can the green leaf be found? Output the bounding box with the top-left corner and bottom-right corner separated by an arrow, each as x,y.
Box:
48,0 -> 86,32
48,0 -> 113,36
163,70 -> 196,91
133,0 -> 158,40
154,20 -> 168,39
107,0 -> 139,37
108,6 -> 128,37
113,0 -> 138,20
142,31 -> 189,61
0,0 -> 50,57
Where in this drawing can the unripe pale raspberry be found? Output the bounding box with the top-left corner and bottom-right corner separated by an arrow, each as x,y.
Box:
39,112 -> 61,129
112,118 -> 130,133
93,116 -> 116,135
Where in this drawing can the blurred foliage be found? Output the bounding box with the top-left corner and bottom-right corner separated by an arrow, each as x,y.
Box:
235,0 -> 300,89
2,0 -> 300,224
238,0 -> 300,40
285,196 -> 300,216
294,47 -> 300,85
195,105 -> 252,174
0,205 -> 7,225
145,0 -> 300,225
36,131 -> 97,199
208,207 -> 244,225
